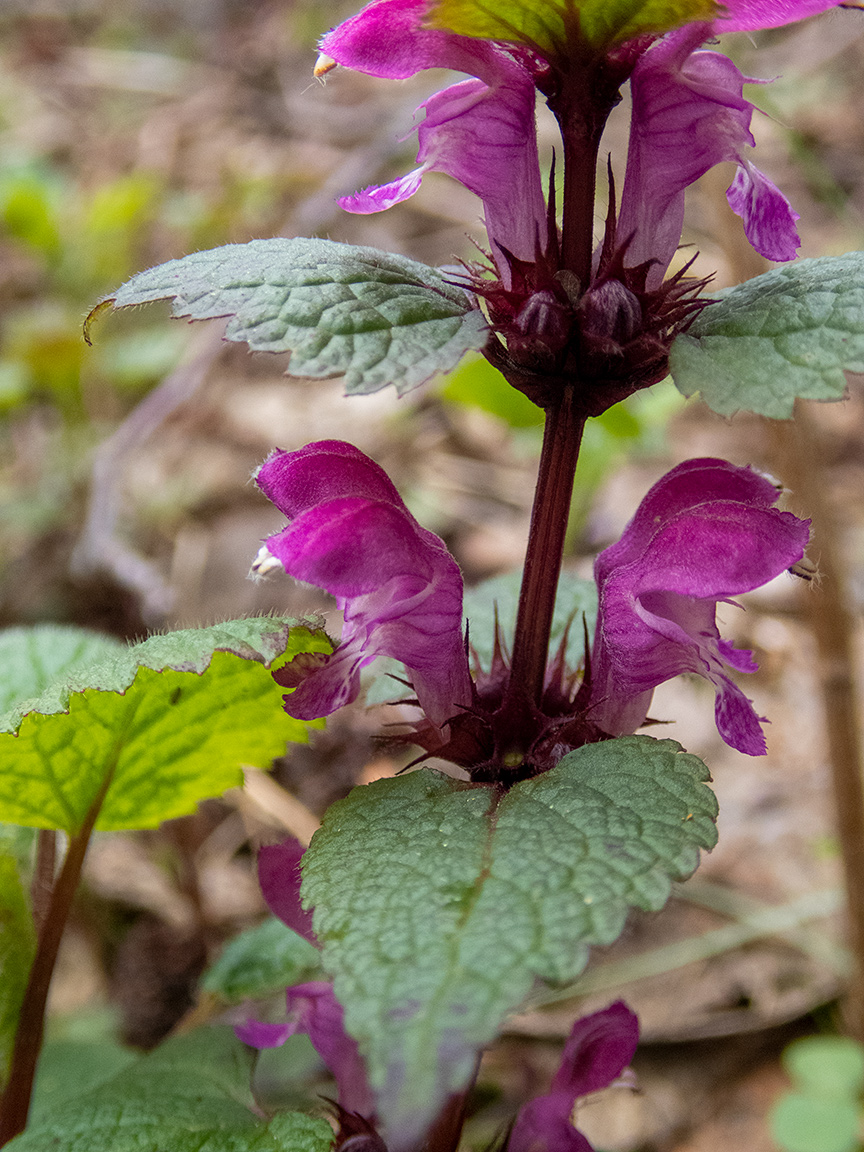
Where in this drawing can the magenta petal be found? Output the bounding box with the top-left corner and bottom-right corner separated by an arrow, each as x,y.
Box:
255,440 -> 403,516
715,0 -> 841,31
713,675 -> 768,755
552,1002 -> 640,1097
320,0 -> 545,270
255,442 -> 471,728
338,168 -> 425,214
509,1003 -> 639,1152
287,982 -> 374,1117
235,1019 -> 295,1048
726,161 -> 801,262
321,0 -> 478,81
591,458 -> 810,754
258,840 -> 317,947
619,25 -> 800,281
415,74 -> 546,268
595,458 -> 784,584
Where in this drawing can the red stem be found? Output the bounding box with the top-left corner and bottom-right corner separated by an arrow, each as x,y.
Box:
0,792 -> 106,1145
30,831 -> 57,933
506,387 -> 586,711
422,1057 -> 481,1152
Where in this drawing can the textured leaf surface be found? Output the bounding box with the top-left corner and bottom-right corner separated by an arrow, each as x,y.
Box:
7,1027 -> 333,1152
0,617 -> 329,834
669,253 -> 864,418
427,0 -> 714,51
30,1038 -> 136,1124
0,855 -> 35,1082
0,625 -> 123,715
302,736 -> 717,1147
203,918 -> 322,1002
91,238 -> 488,396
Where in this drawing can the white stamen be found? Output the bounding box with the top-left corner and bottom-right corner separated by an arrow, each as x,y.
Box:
313,53 -> 337,79
249,544 -> 284,580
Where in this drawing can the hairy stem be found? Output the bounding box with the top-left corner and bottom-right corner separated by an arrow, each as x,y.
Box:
0,795 -> 106,1144
507,387 -> 586,710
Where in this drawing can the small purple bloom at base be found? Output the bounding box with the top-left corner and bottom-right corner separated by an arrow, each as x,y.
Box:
508,1002 -> 640,1152
237,981 -> 374,1117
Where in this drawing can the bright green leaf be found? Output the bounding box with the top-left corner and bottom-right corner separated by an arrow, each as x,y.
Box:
6,1026 -> 334,1152
0,617 -> 330,834
441,353 -> 542,428
668,253 -> 864,418
770,1092 -> 861,1152
302,736 -> 716,1144
89,239 -> 489,397
0,625 -> 124,715
783,1036 -> 864,1101
203,918 -> 322,1002
0,855 -> 36,1084
427,0 -> 716,52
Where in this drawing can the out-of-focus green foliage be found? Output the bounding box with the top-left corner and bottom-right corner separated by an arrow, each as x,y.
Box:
771,1035 -> 864,1152
0,162 -> 176,420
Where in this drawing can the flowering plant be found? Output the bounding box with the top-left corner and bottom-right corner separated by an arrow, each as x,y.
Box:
2,1 -> 863,1151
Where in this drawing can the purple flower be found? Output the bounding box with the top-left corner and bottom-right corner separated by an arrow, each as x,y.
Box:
590,458 -> 810,756
237,980 -> 374,1117
508,1002 -> 639,1152
713,0 -> 842,32
318,0 -> 547,275
253,440 -> 472,728
238,840 -> 375,1117
617,20 -> 803,284
258,839 -> 316,946
322,0 -> 842,294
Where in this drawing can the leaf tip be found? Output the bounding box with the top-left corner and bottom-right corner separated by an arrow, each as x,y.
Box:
83,297 -> 115,345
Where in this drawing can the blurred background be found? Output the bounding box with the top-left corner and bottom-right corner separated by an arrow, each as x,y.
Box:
1,2 -> 864,1148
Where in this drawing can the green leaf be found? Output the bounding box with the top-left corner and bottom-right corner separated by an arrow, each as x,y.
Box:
0,617 -> 330,834
0,855 -> 36,1083
0,625 -> 124,715
440,354 -> 543,428
6,1026 -> 334,1152
668,254 -> 864,418
89,238 -> 489,397
202,918 -> 322,1002
427,0 -> 716,52
302,736 -> 717,1145
770,1092 -> 861,1152
783,1036 -> 864,1101
29,1038 -> 136,1124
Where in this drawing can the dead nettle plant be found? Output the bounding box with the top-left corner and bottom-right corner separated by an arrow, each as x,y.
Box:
3,1 -> 864,1150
